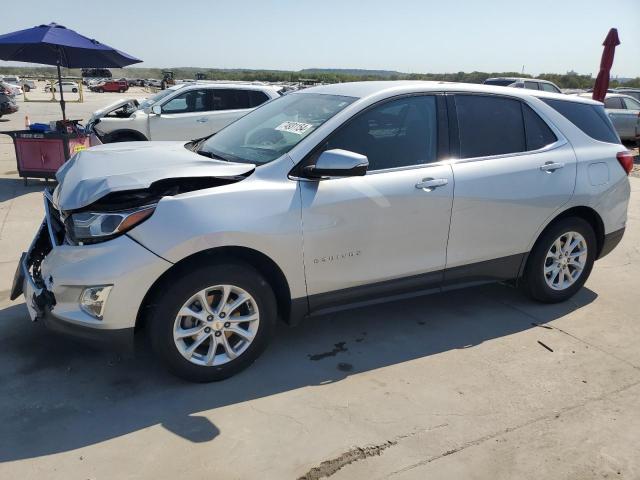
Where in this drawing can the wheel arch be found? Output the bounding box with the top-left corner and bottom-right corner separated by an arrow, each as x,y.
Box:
519,205 -> 606,278
135,246 -> 300,333
103,129 -> 148,143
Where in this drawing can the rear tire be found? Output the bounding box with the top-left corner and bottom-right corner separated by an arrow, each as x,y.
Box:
149,262 -> 277,382
72,88 -> 78,93
522,217 -> 596,303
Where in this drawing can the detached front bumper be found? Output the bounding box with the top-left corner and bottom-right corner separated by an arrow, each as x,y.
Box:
11,192 -> 172,346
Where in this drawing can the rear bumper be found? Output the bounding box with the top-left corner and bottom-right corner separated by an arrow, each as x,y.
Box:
598,227 -> 625,259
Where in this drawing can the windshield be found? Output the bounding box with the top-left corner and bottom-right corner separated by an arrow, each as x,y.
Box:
624,96 -> 640,110
138,86 -> 185,110
198,93 -> 356,164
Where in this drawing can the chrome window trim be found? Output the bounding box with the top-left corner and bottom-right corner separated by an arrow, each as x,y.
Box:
447,138 -> 568,166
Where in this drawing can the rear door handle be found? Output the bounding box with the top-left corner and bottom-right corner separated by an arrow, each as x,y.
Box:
540,162 -> 565,172
196,117 -> 209,123
415,178 -> 448,190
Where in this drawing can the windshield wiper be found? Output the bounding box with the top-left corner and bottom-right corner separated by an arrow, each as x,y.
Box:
196,150 -> 229,162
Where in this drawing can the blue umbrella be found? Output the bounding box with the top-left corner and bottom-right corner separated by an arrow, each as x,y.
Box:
0,22 -> 142,120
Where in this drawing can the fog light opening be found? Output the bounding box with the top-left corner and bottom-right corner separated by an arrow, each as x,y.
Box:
79,285 -> 113,319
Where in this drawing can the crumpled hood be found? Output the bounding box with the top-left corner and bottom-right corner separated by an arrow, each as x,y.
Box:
54,141 -> 255,211
88,97 -> 141,121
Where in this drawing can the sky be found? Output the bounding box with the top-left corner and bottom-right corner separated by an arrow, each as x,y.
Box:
2,0 -> 639,77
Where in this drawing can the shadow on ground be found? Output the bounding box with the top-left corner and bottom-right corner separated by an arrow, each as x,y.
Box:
0,283 -> 597,462
0,177 -> 51,202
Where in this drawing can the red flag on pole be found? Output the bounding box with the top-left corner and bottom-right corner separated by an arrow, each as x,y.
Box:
592,28 -> 620,102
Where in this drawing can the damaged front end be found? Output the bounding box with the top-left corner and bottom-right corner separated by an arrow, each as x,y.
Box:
12,141 -> 255,326
11,174 -> 249,322
62,176 -> 243,245
10,194 -> 59,319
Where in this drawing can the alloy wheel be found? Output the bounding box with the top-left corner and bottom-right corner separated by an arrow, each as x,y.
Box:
173,284 -> 260,367
543,231 -> 588,291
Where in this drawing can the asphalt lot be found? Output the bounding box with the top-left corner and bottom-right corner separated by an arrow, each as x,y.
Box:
0,87 -> 639,479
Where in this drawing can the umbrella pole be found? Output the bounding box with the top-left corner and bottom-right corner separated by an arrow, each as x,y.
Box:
56,60 -> 66,121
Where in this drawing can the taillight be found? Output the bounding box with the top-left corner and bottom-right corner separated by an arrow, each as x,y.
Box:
616,151 -> 634,175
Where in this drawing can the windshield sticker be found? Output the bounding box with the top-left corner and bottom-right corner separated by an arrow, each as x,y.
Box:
275,121 -> 313,135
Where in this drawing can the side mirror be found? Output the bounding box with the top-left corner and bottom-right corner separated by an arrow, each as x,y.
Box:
303,149 -> 369,179
151,105 -> 162,115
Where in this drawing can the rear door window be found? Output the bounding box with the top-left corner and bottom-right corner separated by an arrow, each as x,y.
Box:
542,98 -> 619,144
622,97 -> 640,110
249,90 -> 270,107
212,89 -> 251,110
454,94 -> 526,158
604,97 -> 624,109
540,83 -> 561,93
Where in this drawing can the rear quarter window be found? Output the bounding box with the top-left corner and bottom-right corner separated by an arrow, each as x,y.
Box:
249,90 -> 270,107
484,79 -> 516,87
541,99 -> 620,144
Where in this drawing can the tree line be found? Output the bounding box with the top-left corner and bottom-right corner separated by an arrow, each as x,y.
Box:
1,66 -> 638,89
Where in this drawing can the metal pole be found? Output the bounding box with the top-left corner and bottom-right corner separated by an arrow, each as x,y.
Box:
56,57 -> 66,121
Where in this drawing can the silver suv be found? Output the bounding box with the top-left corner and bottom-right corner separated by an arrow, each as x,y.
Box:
12,82 -> 631,382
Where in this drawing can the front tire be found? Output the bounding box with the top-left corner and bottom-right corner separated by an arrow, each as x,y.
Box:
72,88 -> 78,93
149,262 -> 277,382
522,217 -> 596,303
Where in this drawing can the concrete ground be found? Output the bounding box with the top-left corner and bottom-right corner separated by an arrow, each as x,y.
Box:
0,87 -> 639,480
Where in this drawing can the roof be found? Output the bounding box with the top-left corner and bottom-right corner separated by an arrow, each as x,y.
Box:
299,80 -> 601,105
174,82 -> 282,92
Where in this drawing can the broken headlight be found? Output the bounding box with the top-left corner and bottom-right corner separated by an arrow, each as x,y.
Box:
67,205 -> 156,244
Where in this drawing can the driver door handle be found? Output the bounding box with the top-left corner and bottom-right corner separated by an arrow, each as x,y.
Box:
196,117 -> 209,123
415,178 -> 448,190
540,161 -> 565,172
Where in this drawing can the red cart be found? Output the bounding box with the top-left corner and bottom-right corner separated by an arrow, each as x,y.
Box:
3,129 -> 90,185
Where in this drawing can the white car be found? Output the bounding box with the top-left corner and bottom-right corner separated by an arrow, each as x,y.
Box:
89,83 -> 283,142
2,75 -> 35,92
45,81 -> 79,93
0,81 -> 23,96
